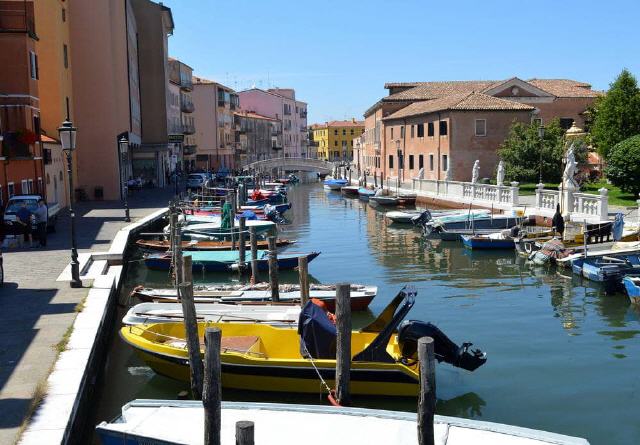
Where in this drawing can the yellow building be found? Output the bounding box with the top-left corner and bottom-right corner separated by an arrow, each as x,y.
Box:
311,119 -> 364,161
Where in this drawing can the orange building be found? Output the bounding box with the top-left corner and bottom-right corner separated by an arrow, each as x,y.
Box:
0,1 -> 45,207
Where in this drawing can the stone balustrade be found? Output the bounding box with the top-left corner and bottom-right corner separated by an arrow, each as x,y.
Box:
410,178 -> 519,209
534,183 -> 609,222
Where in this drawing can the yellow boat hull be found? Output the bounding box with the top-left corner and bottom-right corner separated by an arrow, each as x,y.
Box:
121,322 -> 420,397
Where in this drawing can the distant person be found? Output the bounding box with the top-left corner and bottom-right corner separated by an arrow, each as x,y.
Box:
34,199 -> 48,247
552,203 -> 565,238
16,202 -> 33,248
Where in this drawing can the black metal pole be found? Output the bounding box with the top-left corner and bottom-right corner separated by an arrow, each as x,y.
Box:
122,152 -> 131,222
66,151 -> 82,288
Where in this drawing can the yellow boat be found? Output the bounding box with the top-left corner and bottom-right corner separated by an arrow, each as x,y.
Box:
120,320 -> 420,396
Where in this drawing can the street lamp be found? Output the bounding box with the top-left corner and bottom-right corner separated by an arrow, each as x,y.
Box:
118,136 -> 131,222
58,119 -> 82,288
538,125 -> 545,185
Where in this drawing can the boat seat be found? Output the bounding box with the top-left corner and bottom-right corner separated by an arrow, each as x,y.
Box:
200,335 -> 265,357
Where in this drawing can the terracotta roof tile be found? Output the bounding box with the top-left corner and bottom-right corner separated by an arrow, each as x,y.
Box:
383,92 -> 534,120
526,79 -> 602,98
311,120 -> 364,128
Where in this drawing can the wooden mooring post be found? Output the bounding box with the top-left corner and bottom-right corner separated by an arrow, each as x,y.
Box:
235,421 -> 255,445
335,283 -> 351,405
249,227 -> 259,283
267,236 -> 279,302
238,216 -> 247,273
180,255 -> 204,400
174,222 -> 184,286
418,336 -> 436,445
298,256 -> 310,305
203,327 -> 222,445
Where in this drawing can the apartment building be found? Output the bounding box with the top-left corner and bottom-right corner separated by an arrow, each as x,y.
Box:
234,111 -> 282,165
0,1 -> 45,206
237,88 -> 308,158
168,59 -> 195,171
311,119 -> 364,161
191,77 -> 238,170
360,77 -> 600,182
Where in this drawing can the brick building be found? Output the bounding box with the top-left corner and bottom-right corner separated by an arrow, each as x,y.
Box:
358,77 -> 600,182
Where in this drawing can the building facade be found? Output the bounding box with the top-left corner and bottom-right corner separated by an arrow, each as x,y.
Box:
237,88 -> 308,159
168,58 -> 195,171
191,77 -> 238,171
311,119 -> 364,161
360,77 -> 600,182
0,1 -> 45,206
234,111 -> 281,165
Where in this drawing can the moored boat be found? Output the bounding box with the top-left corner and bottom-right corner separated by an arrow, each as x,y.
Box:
577,255 -> 640,283
131,283 -> 378,311
341,185 -> 360,196
370,193 -> 417,207
144,250 -> 320,273
358,187 -> 377,200
461,231 -> 516,250
135,238 -> 295,252
323,178 -> 348,190
622,275 -> 640,304
96,399 -> 590,445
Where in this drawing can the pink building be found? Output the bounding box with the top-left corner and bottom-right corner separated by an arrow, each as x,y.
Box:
237,88 -> 308,158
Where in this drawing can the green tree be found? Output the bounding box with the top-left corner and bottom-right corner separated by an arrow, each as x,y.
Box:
605,135 -> 640,196
591,69 -> 640,159
498,119 -> 586,183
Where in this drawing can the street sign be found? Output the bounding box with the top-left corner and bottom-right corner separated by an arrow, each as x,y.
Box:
168,134 -> 184,143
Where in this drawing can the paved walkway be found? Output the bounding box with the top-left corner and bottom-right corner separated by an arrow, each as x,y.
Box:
0,186 -> 173,445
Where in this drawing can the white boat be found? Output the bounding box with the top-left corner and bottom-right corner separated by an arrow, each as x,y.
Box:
323,178 -> 348,190
167,219 -> 276,238
556,241 -> 640,269
123,302 -> 301,326
385,209 -> 475,224
96,399 -> 590,445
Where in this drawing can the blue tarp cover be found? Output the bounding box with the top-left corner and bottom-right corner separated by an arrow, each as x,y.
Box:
298,301 -> 336,359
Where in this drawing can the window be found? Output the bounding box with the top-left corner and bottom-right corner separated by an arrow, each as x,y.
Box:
63,44 -> 69,68
400,126 -> 405,138
390,128 -> 394,139
417,123 -> 424,137
427,122 -> 434,137
533,118 -> 542,127
410,125 -> 414,138
62,8 -> 66,22
350,129 -> 354,135
475,119 -> 486,136
334,140 -> 338,146
559,118 -> 574,130
38,177 -> 43,194
29,51 -> 39,79
419,154 -> 424,170
442,154 -> 448,171
0,185 -> 3,207
334,129 -> 338,136
8,182 -> 15,198
439,121 -> 448,136
342,129 -> 346,136
21,180 -> 29,194
388,155 -> 394,169
409,155 -> 414,170
429,154 -> 434,171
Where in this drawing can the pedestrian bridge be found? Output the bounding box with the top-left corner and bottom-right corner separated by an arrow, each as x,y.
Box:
244,157 -> 335,174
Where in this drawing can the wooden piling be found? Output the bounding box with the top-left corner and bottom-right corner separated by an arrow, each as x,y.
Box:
169,213 -> 178,284
267,236 -> 279,302
174,221 -> 184,286
335,282 -> 351,406
238,217 -> 247,272
180,255 -> 204,400
298,256 -> 310,305
235,421 -> 255,445
203,327 -> 222,445
417,336 -> 436,445
249,227 -> 259,283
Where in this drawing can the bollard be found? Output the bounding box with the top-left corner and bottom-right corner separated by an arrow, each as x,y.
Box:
249,227 -> 259,284
169,213 -> 178,283
267,236 -> 280,302
335,283 -> 351,406
174,222 -> 184,286
417,337 -> 436,445
180,255 -> 204,400
235,421 -> 255,445
298,256 -> 310,305
203,327 -> 222,445
238,217 -> 246,273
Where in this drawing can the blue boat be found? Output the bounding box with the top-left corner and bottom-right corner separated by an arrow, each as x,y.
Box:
323,178 -> 348,190
573,254 -> 640,283
145,250 -> 320,272
461,233 -> 515,250
358,187 -> 377,200
622,275 -> 640,304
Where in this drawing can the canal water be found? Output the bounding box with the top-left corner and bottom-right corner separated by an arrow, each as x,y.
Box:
89,183 -> 640,445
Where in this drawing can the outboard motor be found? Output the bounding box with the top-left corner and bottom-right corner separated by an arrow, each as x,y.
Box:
397,320 -> 487,371
411,210 -> 432,227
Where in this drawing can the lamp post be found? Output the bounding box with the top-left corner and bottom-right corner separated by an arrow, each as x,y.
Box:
58,119 -> 82,288
538,125 -> 545,185
118,136 -> 131,222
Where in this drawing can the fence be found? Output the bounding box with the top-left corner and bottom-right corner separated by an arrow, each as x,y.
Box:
407,178 -> 519,209
534,184 -> 609,222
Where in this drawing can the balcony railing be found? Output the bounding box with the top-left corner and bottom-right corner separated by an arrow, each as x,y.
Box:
183,145 -> 197,156
0,6 -> 36,38
182,124 -> 195,135
180,96 -> 194,113
180,78 -> 193,91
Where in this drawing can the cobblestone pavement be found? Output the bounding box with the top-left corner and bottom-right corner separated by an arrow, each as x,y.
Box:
0,186 -> 174,445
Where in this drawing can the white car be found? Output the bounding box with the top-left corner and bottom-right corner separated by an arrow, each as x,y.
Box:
186,173 -> 208,190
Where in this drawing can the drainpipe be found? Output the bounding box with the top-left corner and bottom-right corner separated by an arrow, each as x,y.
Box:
437,112 -> 441,181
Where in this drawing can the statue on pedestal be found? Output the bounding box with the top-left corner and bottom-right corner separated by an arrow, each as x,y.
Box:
496,160 -> 505,186
445,165 -> 452,181
562,143 -> 579,189
471,160 -> 480,184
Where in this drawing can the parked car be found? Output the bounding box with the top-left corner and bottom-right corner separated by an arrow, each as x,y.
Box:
3,194 -> 60,233
186,173 -> 208,190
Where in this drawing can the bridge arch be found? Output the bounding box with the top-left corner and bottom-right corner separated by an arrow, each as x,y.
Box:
243,157 -> 335,174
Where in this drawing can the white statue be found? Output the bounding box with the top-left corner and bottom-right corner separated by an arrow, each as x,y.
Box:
563,143 -> 578,188
415,168 -> 424,180
496,160 -> 505,186
471,160 -> 480,184
445,165 -> 452,181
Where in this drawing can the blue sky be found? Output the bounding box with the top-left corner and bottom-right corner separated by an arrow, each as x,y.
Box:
161,0 -> 640,124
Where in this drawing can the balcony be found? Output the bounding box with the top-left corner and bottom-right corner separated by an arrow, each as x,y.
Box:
272,144 -> 283,151
182,124 -> 195,135
271,129 -> 282,136
0,4 -> 37,38
300,111 -> 307,118
180,77 -> 193,92
180,96 -> 194,113
183,145 -> 197,156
